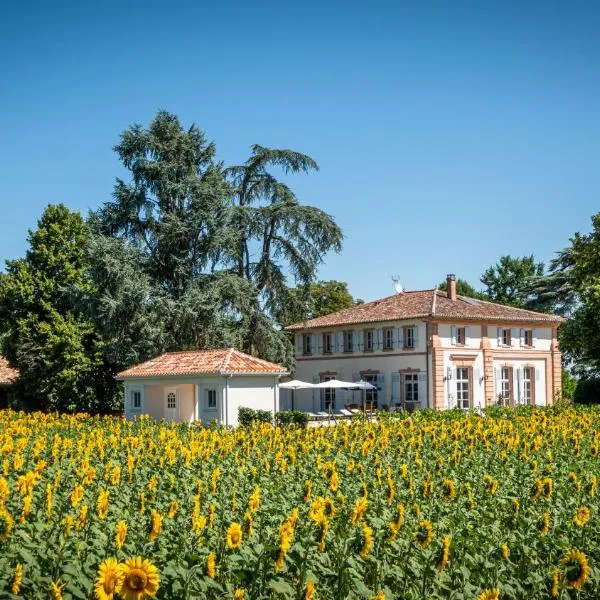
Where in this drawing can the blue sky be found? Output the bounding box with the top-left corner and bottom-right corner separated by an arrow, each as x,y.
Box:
1,1 -> 598,302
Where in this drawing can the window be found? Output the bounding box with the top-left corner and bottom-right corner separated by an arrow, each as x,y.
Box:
320,375 -> 336,411
206,389 -> 217,409
383,328 -> 394,350
500,328 -> 511,347
456,367 -> 470,409
167,392 -> 176,409
131,390 -> 141,409
456,327 -> 466,345
344,331 -> 354,352
523,367 -> 534,405
404,326 -> 415,349
404,373 -> 419,404
362,373 -> 378,406
303,334 -> 312,355
500,367 -> 513,406
323,332 -> 334,354
364,329 -> 374,352
524,329 -> 533,347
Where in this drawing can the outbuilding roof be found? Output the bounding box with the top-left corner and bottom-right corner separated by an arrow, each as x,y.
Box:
285,289 -> 565,331
116,348 -> 288,379
0,356 -> 18,384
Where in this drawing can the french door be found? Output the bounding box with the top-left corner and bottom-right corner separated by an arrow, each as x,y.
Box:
456,367 -> 470,409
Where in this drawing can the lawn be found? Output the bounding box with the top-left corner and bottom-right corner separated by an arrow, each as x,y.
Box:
0,405 -> 598,599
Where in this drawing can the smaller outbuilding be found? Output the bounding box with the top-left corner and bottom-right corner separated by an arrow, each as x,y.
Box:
116,348 -> 288,427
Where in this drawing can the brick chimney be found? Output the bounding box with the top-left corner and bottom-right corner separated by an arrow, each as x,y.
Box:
447,274 -> 457,301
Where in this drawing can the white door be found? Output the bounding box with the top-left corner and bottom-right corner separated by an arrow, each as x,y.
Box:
164,387 -> 179,422
456,367 -> 470,410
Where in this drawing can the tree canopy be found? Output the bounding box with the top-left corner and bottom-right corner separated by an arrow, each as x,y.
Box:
437,278 -> 485,300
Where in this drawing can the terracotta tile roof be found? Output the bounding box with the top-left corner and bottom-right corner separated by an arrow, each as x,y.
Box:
116,348 -> 288,379
0,356 -> 18,384
286,289 -> 565,330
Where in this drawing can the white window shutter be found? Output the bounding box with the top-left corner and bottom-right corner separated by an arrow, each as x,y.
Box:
517,367 -> 523,404
398,327 -> 404,349
451,326 -> 457,345
391,327 -> 397,349
464,326 -> 469,344
535,367 -> 540,381
519,328 -> 525,348
497,328 -> 502,345
337,331 -> 344,352
413,327 -> 419,349
376,329 -> 382,350
357,330 -> 364,350
417,373 -> 426,405
495,368 -> 501,397
474,367 -> 481,382
296,334 -> 303,353
532,329 -> 537,347
376,373 -> 386,405
391,372 -> 400,404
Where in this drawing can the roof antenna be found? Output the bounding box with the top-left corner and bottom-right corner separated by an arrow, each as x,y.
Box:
392,275 -> 403,294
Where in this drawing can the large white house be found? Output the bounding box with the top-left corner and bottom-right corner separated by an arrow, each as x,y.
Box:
117,348 -> 287,426
285,275 -> 565,412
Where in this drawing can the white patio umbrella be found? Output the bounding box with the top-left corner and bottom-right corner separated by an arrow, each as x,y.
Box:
313,379 -> 361,389
279,379 -> 315,410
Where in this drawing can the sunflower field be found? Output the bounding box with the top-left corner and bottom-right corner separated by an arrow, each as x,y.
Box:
0,406 -> 598,600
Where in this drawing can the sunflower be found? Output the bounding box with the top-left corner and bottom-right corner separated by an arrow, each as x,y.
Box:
304,480 -> 312,502
550,569 -> 559,598
304,579 -> 316,600
436,536 -> 451,571
542,477 -> 553,498
441,479 -> 456,502
351,495 -> 368,524
561,549 -> 591,590
226,522 -> 243,549
329,470 -> 339,492
97,489 -> 109,520
318,517 -> 329,552
115,520 -> 128,549
539,511 -> 550,537
206,552 -> 216,578
476,589 -> 499,600
94,558 -> 123,600
248,485 -> 260,512
167,500 -> 178,518
147,509 -> 163,542
11,562 -> 23,595
359,522 -> 373,558
0,508 -> 14,540
501,543 -> 509,560
233,589 -> 245,600
416,519 -> 434,548
573,506 -> 590,527
50,580 -> 66,600
118,557 -> 160,600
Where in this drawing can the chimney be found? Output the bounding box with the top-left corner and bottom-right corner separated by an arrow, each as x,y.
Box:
447,274 -> 457,301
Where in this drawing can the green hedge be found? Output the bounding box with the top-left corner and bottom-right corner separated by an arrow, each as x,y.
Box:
573,378 -> 600,405
275,410 -> 309,428
237,407 -> 273,427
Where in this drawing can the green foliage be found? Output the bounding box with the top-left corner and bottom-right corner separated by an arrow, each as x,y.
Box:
573,378 -> 600,405
283,280 -> 362,324
237,406 -> 273,426
0,205 -> 115,412
275,410 -> 309,427
437,278 -> 485,300
480,255 -> 544,307
561,369 -> 577,400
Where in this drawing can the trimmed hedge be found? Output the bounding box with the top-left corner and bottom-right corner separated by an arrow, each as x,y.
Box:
275,410 -> 309,428
238,407 -> 273,427
573,378 -> 600,405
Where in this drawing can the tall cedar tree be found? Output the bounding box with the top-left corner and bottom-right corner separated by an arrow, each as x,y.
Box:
0,205 -> 114,412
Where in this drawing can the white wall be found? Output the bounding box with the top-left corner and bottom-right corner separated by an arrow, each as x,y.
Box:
226,376 -> 278,427
438,324 -> 482,348
487,326 -> 552,351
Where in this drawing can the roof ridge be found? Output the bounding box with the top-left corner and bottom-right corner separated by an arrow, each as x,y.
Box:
220,347 -> 236,371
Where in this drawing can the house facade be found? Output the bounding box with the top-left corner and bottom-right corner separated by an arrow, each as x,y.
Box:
117,348 -> 287,427
285,275 -> 565,412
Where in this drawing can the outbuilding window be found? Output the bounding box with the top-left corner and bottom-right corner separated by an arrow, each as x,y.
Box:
131,390 -> 141,409
206,389 -> 217,409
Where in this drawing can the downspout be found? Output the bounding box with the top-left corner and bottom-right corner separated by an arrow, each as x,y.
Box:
224,376 -> 230,428
425,321 -> 430,409
273,376 -> 277,424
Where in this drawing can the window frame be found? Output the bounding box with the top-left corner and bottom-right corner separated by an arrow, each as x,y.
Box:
524,329 -> 533,348
206,389 -> 217,410
501,328 -> 512,347
320,375 -> 336,411
343,330 -> 354,353
522,366 -> 535,405
500,366 -> 513,407
455,366 -> 471,410
361,372 -> 379,406
403,326 -> 415,350
383,327 -> 394,351
404,373 -> 419,403
456,326 -> 466,346
364,329 -> 374,352
302,334 -> 312,355
131,390 -> 142,410
323,332 -> 334,354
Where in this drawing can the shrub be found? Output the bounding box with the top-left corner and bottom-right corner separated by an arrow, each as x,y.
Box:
238,407 -> 273,426
573,378 -> 600,405
276,410 -> 309,428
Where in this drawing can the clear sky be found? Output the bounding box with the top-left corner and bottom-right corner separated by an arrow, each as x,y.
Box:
1,1 -> 598,302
